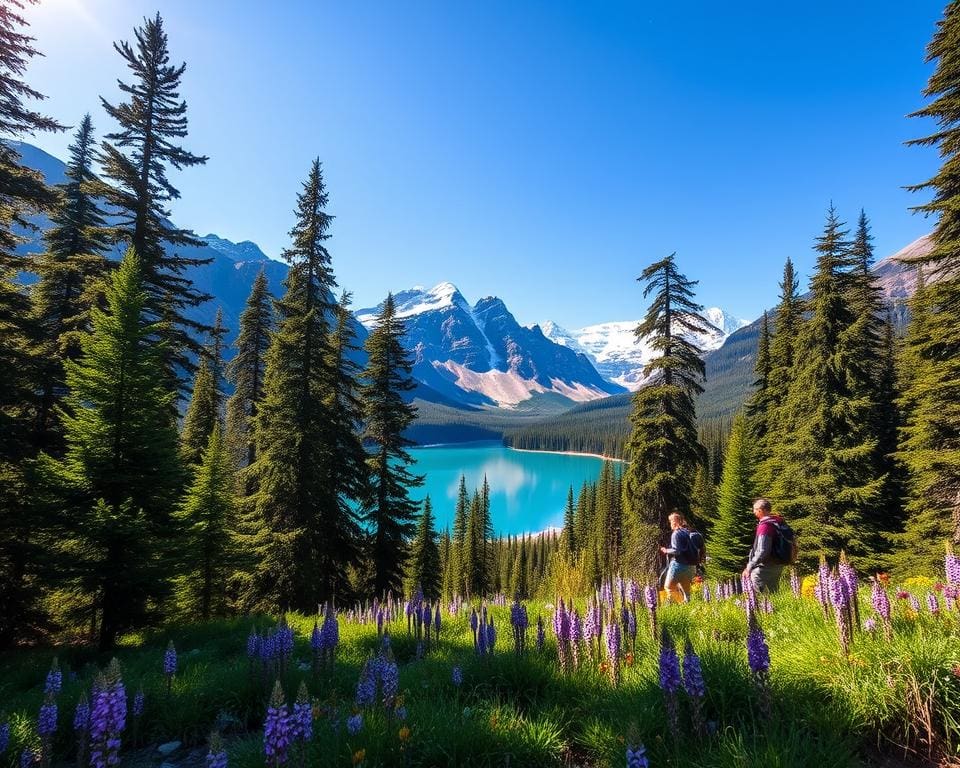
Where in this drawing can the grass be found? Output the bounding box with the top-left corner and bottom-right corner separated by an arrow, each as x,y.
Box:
1,582 -> 959,768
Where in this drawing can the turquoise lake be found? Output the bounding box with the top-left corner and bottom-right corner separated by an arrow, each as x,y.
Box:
407,442 -> 612,535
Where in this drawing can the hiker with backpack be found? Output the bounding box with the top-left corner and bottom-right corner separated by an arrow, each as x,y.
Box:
742,498 -> 797,593
659,512 -> 706,602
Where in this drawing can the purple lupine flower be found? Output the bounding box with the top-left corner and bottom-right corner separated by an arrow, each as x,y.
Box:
263,682 -> 291,767
247,629 -> 260,659
626,743 -> 649,768
163,642 -> 177,676
322,611 -> 339,650
452,666 -> 463,687
816,557 -> 831,605
583,601 -> 598,643
132,690 -> 144,718
627,579 -> 640,605
600,581 -> 613,608
627,608 -> 637,644
927,592 -> 940,615
486,620 -> 496,652
643,585 -> 657,610
470,608 -> 478,634
682,641 -> 705,698
38,696 -> 58,737
829,573 -> 847,610
946,548 -> 960,586
45,659 -> 62,697
702,581 -> 711,602
536,615 -> 545,651
74,695 -> 90,733
863,617 -> 877,632
206,733 -> 227,768
291,683 -> 312,743
381,659 -> 399,707
570,610 -> 582,645
909,593 -> 921,612
278,621 -> 295,658
89,664 -> 126,768
0,721 -> 9,755
510,600 -> 524,629
605,616 -> 622,686
311,621 -> 322,652
746,621 -> 770,674
21,748 -> 35,768
790,569 -> 801,598
839,558 -> 858,599
871,580 -> 891,620
346,714 -> 362,736
658,633 -> 681,693
355,660 -> 378,707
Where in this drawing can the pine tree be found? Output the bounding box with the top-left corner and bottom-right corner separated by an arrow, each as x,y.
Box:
746,311 -> 772,444
439,528 -> 453,599
511,536 -> 529,599
94,13 -> 209,383
180,358 -> 218,467
622,254 -> 707,575
709,413 -> 755,576
175,423 -> 237,620
451,475 -> 469,597
0,0 -> 64,647
897,2 -> 960,552
39,250 -> 182,649
560,485 -> 576,557
244,161 -> 354,611
463,491 -> 479,597
770,206 -> 884,559
690,463 -> 717,534
361,293 -> 423,596
406,496 -> 441,600
31,115 -> 111,452
225,270 -> 272,470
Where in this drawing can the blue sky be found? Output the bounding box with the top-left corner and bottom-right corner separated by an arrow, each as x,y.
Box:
23,0 -> 946,328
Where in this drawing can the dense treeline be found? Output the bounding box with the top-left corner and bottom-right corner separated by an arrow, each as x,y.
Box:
0,8 -> 422,648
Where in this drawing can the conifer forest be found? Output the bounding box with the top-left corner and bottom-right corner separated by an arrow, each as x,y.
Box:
2,1 -> 960,767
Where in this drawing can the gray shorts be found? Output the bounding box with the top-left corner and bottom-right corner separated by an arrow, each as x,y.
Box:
749,565 -> 783,594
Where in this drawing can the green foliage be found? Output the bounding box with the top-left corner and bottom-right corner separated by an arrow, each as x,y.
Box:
406,496 -> 441,600
361,293 -> 423,596
39,249 -> 183,648
622,254 -> 707,575
180,358 -> 219,467
94,13 -> 210,383
174,424 -> 238,621
709,413 -> 756,576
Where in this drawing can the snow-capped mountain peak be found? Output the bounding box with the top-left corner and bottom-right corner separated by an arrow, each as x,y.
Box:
539,309 -> 750,391
357,282 -> 470,327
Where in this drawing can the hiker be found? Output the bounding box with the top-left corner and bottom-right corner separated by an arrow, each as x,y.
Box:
659,512 -> 701,602
742,498 -> 794,593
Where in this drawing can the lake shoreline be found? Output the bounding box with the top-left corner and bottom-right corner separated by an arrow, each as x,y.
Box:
412,440 -> 624,463
506,446 -> 625,462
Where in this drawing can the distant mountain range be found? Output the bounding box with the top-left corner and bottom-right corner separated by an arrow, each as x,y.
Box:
541,308 -> 748,391
9,140 -> 931,440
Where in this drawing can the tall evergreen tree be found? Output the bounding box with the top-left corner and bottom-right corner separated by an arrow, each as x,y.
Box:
224,269 -> 272,470
31,115 -> 111,452
690,463 -> 718,535
897,1 -> 960,551
94,13 -> 209,382
406,496 -> 441,600
560,485 -> 576,557
180,357 -> 218,466
746,311 -> 772,444
244,160 -> 354,611
175,423 -> 237,620
40,250 -> 182,649
451,475 -> 469,596
709,413 -> 756,576
361,293 -> 423,596
622,254 -> 707,575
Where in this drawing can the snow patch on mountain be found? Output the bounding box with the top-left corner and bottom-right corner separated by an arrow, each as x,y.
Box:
434,360 -> 610,408
541,309 -> 749,391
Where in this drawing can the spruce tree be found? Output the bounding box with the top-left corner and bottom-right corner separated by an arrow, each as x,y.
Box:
746,311 -> 772,444
40,250 -> 182,649
897,1 -> 960,551
175,423 -> 237,620
709,413 -> 756,576
0,0 -> 64,647
180,357 -> 218,466
451,475 -> 469,596
406,496 -> 441,600
224,269 -> 272,470
622,254 -> 707,575
560,485 -> 576,557
690,463 -> 718,535
244,160 -> 355,610
95,13 -> 209,382
31,114 -> 111,452
361,293 -> 423,596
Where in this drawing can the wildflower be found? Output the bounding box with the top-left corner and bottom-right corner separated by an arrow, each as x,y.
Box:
452,666 -> 463,687
88,661 -> 126,768
346,714 -> 362,736
45,659 -> 63,697
247,629 -> 260,660
132,690 -> 144,718
536,615 -> 545,651
683,640 -> 706,738
605,613 -> 622,686
658,630 -> 681,737
626,742 -> 649,768
381,658 -> 399,708
206,732 -> 227,768
896,590 -> 909,600
486,619 -> 496,652
21,748 -> 35,768
643,585 -> 657,610
746,619 -> 770,674
871,579 -> 892,639
946,546 -> 960,587
311,621 -> 322,652
38,695 -> 58,737
163,642 -> 177,677
863,617 -> 876,632
0,721 -> 8,755
351,749 -> 365,766
264,682 -> 291,768
291,683 -> 312,743
355,659 -> 378,708
927,592 -> 940,615
398,726 -> 410,742
790,568 -> 801,598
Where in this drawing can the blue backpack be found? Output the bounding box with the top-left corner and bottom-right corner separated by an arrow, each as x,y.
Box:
678,529 -> 706,566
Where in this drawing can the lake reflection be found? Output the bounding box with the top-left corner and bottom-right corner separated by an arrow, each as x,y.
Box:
411,442 -> 609,535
